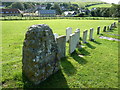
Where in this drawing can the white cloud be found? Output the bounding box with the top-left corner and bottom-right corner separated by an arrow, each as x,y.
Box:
101,0 -> 119,4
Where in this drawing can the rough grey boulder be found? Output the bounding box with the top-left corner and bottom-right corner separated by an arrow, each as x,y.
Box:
22,24 -> 60,85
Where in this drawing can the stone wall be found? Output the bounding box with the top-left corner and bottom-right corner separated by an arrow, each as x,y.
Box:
22,24 -> 60,85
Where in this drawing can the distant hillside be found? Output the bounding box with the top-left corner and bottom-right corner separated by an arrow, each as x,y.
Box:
2,0 -> 102,2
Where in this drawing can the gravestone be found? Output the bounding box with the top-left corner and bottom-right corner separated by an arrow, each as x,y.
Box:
22,24 -> 60,85
83,30 -> 88,43
75,28 -> 80,45
89,28 -> 94,41
56,35 -> 66,59
107,26 -> 110,31
110,24 -> 113,30
114,22 -> 117,28
97,26 -> 100,35
69,30 -> 80,54
103,26 -> 107,32
54,33 -> 59,40
66,27 -> 72,42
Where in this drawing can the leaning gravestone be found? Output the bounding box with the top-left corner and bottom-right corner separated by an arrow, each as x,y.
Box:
83,30 -> 88,43
89,28 -> 94,41
22,24 -> 60,85
103,26 -> 106,32
97,26 -> 100,35
56,35 -> 66,59
66,27 -> 72,42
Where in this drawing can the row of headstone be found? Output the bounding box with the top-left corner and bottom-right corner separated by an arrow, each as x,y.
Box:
103,22 -> 117,32
22,22 -> 117,84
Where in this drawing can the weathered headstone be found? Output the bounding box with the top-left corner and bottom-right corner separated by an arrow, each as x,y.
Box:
83,30 -> 88,43
97,26 -> 100,35
54,33 -> 59,40
22,24 -> 60,85
89,28 -> 94,41
103,26 -> 107,32
66,27 -> 72,42
56,35 -> 66,59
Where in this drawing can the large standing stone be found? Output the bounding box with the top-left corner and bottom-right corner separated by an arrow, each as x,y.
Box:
22,24 -> 60,85
97,26 -> 100,35
83,30 -> 88,43
56,35 -> 66,59
89,28 -> 94,41
103,26 -> 107,32
66,27 -> 72,42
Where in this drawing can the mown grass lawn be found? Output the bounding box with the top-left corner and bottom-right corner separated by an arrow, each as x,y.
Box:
1,19 -> 119,88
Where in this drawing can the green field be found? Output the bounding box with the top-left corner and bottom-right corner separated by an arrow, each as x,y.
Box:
87,4 -> 112,9
2,19 -> 119,88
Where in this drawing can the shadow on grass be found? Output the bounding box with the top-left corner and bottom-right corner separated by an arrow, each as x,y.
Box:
22,70 -> 70,89
85,43 -> 96,49
91,40 -> 102,45
60,57 -> 77,76
71,51 -> 87,65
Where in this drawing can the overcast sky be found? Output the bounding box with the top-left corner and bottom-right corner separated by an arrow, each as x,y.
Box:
101,0 -> 119,4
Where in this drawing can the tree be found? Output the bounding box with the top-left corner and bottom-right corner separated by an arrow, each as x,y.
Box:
9,2 -> 25,10
110,4 -> 120,17
46,3 -> 52,10
50,3 -> 62,15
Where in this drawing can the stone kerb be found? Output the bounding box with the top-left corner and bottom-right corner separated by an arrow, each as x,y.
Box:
89,28 -> 94,41
83,30 -> 88,43
97,26 -> 100,35
22,24 -> 60,85
66,27 -> 72,42
56,35 -> 66,59
54,33 -> 59,40
103,26 -> 106,32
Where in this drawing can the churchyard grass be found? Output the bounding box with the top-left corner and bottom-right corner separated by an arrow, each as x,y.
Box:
2,19 -> 118,88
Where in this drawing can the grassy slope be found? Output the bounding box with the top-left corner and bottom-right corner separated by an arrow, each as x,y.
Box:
87,4 -> 112,9
2,19 -> 118,88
